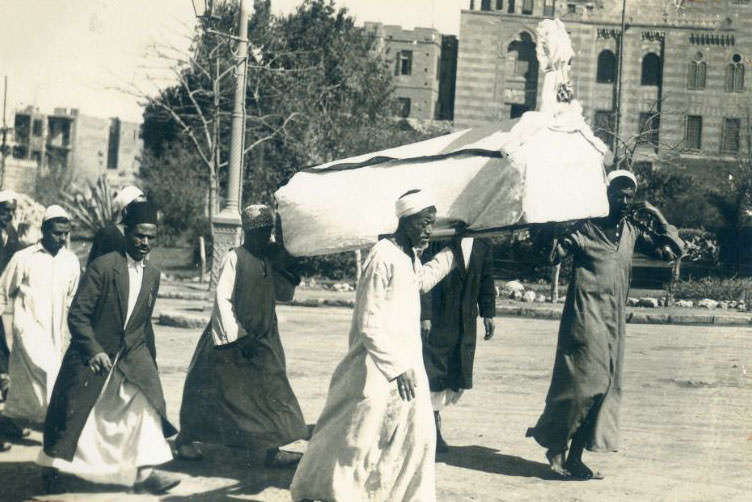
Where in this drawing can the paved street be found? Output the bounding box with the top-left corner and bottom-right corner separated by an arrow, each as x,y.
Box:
1,308 -> 751,501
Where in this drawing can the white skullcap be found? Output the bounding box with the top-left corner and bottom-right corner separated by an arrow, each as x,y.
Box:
113,185 -> 144,213
606,169 -> 637,188
395,189 -> 436,219
0,190 -> 17,205
43,204 -> 70,223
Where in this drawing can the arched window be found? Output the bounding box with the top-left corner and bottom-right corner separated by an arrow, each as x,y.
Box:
596,50 -> 616,83
481,0 -> 491,10
687,53 -> 706,90
641,53 -> 662,86
507,32 -> 539,116
725,55 -> 745,92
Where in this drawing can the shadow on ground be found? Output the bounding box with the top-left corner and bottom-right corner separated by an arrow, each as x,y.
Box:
438,445 -> 563,480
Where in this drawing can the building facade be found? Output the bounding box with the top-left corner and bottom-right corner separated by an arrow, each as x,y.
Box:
455,0 -> 751,165
11,107 -> 142,187
365,22 -> 458,121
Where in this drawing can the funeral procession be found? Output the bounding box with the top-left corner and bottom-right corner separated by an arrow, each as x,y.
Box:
0,1 -> 751,501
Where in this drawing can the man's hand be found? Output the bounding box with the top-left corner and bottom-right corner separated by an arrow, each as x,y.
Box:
0,372 -> 10,393
483,317 -> 495,340
420,320 -> 431,342
395,369 -> 417,401
88,353 -> 112,375
634,200 -> 668,225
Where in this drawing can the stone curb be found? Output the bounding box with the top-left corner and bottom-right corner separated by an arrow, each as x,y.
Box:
155,299 -> 752,328
158,291 -> 210,301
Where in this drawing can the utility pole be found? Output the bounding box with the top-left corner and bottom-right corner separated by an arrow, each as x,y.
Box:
211,0 -> 250,284
1,75 -> 8,189
613,0 -> 627,168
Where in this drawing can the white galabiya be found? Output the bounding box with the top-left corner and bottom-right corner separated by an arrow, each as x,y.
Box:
291,190 -> 455,502
0,206 -> 80,424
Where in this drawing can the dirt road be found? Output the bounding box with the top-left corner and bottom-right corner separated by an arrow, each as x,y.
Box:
1,308 -> 750,501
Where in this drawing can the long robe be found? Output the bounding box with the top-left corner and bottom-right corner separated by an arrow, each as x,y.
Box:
178,246 -> 308,450
0,224 -> 21,376
0,243 -> 80,423
420,238 -> 495,394
290,239 -> 454,502
527,218 -> 683,452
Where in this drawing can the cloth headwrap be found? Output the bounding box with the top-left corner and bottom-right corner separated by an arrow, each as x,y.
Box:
0,190 -> 16,205
242,204 -> 274,230
123,201 -> 158,226
606,169 -> 637,189
43,205 -> 70,223
113,186 -> 144,214
395,190 -> 435,219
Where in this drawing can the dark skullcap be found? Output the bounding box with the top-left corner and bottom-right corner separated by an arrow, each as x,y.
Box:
123,201 -> 158,226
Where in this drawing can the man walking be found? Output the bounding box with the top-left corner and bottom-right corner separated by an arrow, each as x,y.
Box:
39,201 -> 179,494
0,206 -> 80,435
526,170 -> 684,480
0,191 -> 23,450
86,185 -> 146,265
291,189 -> 456,502
175,204 -> 308,467
420,236 -> 496,453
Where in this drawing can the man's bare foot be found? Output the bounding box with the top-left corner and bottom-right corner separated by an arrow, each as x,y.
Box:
545,450 -> 569,477
564,458 -> 603,480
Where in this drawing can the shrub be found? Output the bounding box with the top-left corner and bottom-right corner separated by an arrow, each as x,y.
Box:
673,277 -> 752,302
297,252 -> 356,281
679,228 -> 719,264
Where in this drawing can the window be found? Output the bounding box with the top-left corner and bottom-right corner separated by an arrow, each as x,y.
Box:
522,0 -> 533,14
62,122 -> 71,146
481,0 -> 491,10
721,118 -> 741,154
685,115 -> 702,150
567,3 -> 576,14
594,110 -> 615,149
31,151 -> 41,165
687,53 -> 706,90
397,97 -> 411,118
396,50 -> 413,76
496,0 -> 504,9
725,55 -> 745,92
543,0 -> 556,16
596,50 -> 616,83
107,118 -> 120,170
641,53 -> 662,86
32,119 -> 42,137
638,112 -> 660,146
508,0 -> 515,13
510,104 -> 529,118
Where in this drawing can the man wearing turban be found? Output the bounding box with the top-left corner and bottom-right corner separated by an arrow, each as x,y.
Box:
86,185 -> 146,265
291,189 -> 457,502
527,170 -> 684,480
39,201 -> 179,494
175,204 -> 309,468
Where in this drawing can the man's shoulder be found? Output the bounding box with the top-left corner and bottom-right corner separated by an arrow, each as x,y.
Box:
88,251 -> 124,271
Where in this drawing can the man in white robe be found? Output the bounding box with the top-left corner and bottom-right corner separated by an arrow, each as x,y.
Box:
291,189 -> 456,502
0,206 -> 80,438
38,201 -> 179,494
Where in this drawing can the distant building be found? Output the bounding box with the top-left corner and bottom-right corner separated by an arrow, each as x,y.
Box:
11,106 -> 142,187
455,0 -> 752,166
365,22 -> 459,121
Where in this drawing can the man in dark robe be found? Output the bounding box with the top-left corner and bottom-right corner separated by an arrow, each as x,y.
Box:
39,201 -> 180,494
0,191 -> 23,450
420,236 -> 496,453
526,170 -> 684,480
86,185 -> 145,265
175,204 -> 308,467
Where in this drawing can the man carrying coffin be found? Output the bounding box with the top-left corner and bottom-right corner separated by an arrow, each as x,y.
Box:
527,170 -> 684,480
39,201 -> 179,494
291,189 -> 457,502
0,206 -> 80,441
175,204 -> 308,467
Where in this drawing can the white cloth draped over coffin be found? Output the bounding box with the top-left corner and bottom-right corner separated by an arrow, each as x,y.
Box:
276,107 -> 611,257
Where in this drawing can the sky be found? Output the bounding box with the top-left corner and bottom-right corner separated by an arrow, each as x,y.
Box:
0,0 -> 467,123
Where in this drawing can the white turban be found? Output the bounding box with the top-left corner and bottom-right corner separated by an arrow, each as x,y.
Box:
0,190 -> 16,205
606,169 -> 637,188
43,204 -> 70,223
395,189 -> 436,219
113,185 -> 144,214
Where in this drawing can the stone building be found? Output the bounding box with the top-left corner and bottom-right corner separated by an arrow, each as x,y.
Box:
11,106 -> 142,187
365,22 -> 458,120
455,0 -> 751,166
